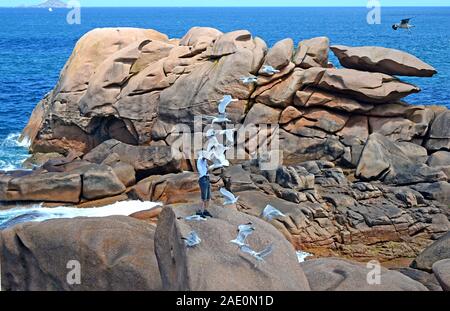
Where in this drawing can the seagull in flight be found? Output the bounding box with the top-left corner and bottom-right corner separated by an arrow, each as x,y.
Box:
203,114 -> 232,125
240,76 -> 258,84
230,222 -> 255,247
218,95 -> 239,114
209,155 -> 230,170
181,231 -> 201,247
392,18 -> 415,31
205,128 -> 236,144
239,244 -> 274,261
261,204 -> 286,221
261,65 -> 280,75
220,187 -> 239,205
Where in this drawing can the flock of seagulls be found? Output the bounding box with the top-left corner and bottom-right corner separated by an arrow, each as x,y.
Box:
179,66 -> 293,262
181,204 -> 287,263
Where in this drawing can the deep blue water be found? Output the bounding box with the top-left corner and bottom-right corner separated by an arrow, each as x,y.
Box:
0,7 -> 449,170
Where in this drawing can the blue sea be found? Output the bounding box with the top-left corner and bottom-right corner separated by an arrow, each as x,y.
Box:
0,7 -> 449,171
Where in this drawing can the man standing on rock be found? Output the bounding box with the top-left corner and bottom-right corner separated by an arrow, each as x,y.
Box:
197,151 -> 213,218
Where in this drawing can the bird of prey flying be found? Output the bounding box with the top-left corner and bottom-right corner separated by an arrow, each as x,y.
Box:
261,204 -> 286,221
230,222 -> 255,247
239,244 -> 274,261
392,18 -> 415,31
220,187 -> 239,205
240,76 -> 258,84
261,65 -> 280,75
218,95 -> 238,114
181,231 -> 201,247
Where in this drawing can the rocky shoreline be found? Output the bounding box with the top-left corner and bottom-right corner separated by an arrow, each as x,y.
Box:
0,26 -> 449,291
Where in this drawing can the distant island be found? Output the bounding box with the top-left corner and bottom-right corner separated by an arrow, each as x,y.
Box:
23,0 -> 67,8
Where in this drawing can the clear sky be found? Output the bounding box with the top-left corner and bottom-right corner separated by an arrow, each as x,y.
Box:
4,0 -> 450,7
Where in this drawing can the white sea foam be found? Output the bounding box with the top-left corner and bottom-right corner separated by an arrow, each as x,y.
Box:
0,200 -> 161,229
0,133 -> 30,148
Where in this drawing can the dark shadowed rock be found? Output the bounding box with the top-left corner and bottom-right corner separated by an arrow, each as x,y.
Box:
331,45 -> 437,77
356,133 -> 446,186
83,139 -> 183,176
301,257 -> 427,291
425,110 -> 450,151
411,182 -> 450,206
154,204 -> 310,291
0,216 -> 162,290
394,267 -> 443,291
81,165 -> 126,200
411,231 -> 450,272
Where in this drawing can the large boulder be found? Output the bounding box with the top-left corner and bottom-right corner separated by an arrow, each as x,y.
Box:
260,38 -> 294,71
411,231 -> 450,272
154,204 -> 310,291
304,68 -> 420,104
0,216 -> 162,290
432,259 -> 450,291
0,171 -> 81,203
394,267 -> 443,291
356,133 -> 446,186
294,88 -> 373,113
25,28 -> 170,153
293,37 -> 330,69
301,258 -> 428,291
331,45 -> 437,77
425,110 -> 450,151
411,182 -> 450,206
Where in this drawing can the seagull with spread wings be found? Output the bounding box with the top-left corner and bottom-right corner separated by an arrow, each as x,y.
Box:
392,18 -> 415,31
230,222 -> 255,247
261,204 -> 286,221
181,231 -> 202,247
239,243 -> 274,261
220,187 -> 239,205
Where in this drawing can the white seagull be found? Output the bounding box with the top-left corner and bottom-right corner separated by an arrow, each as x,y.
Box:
261,204 -> 286,221
220,187 -> 239,205
205,128 -> 236,144
209,156 -> 230,170
218,95 -> 238,114
206,136 -> 221,153
202,114 -> 231,125
296,250 -> 312,263
261,65 -> 280,75
239,244 -> 274,261
178,214 -> 207,221
392,18 -> 415,31
230,222 -> 255,247
181,231 -> 201,247
240,76 -> 258,84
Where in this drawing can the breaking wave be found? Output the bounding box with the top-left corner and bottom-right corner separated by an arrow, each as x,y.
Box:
0,200 -> 161,230
0,132 -> 31,171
